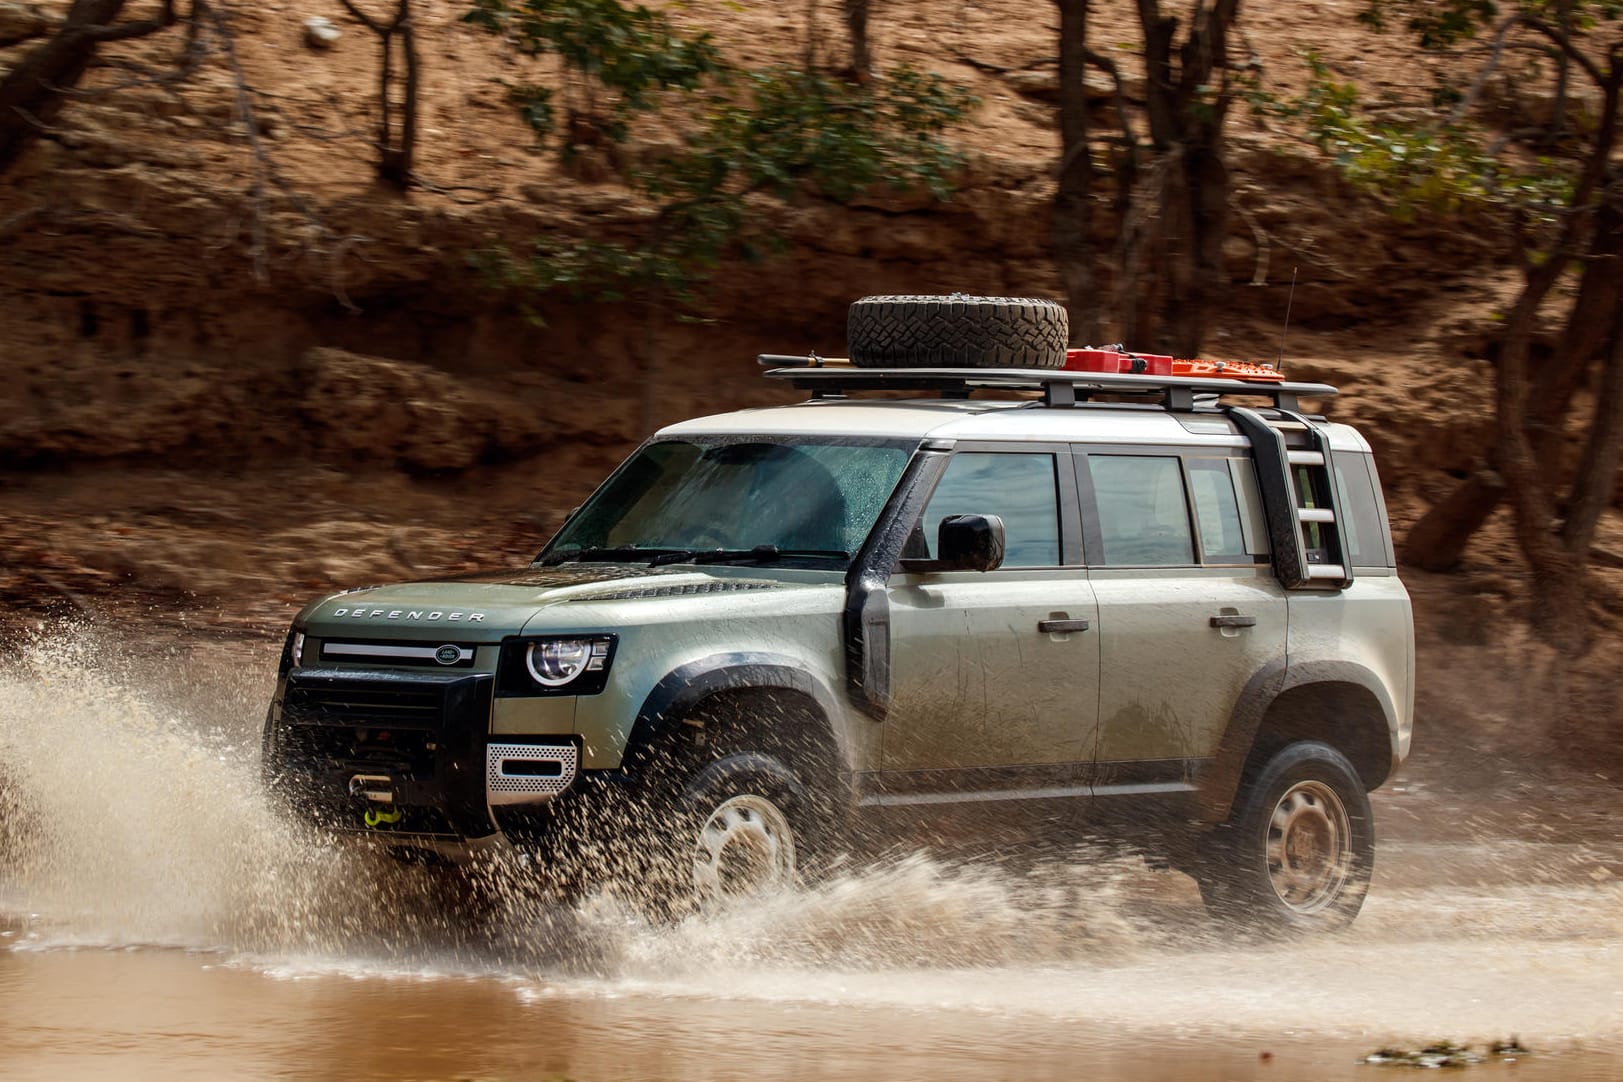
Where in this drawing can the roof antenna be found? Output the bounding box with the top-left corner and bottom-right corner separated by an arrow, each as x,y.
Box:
1275,266 -> 1298,375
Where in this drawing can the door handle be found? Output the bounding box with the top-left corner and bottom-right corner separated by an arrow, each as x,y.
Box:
1038,618 -> 1091,633
1209,614 -> 1258,628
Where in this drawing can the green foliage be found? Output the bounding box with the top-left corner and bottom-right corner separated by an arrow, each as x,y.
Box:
1358,0 -> 1623,47
1357,0 -> 1497,48
464,0 -> 725,145
464,0 -> 976,302
474,56 -> 976,303
1250,54 -> 1571,219
657,66 -> 975,205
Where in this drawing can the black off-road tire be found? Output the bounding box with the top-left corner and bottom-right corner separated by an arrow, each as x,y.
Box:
1192,741 -> 1375,934
678,753 -> 819,905
847,294 -> 1070,369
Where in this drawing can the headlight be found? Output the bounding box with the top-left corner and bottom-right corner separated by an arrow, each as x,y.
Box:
526,639 -> 593,686
500,635 -> 616,696
279,627 -> 306,675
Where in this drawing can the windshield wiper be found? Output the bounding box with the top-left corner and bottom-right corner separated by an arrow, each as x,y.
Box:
647,545 -> 850,567
539,545 -> 674,566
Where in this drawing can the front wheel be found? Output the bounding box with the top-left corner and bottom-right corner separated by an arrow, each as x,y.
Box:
679,754 -> 813,906
1193,741 -> 1374,932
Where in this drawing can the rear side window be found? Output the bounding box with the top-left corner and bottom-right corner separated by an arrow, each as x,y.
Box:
1088,455 -> 1194,566
920,452 -> 1061,567
1185,458 -> 1251,564
1334,453 -> 1390,567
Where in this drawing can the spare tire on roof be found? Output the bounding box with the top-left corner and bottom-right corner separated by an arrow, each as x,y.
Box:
847,294 -> 1069,369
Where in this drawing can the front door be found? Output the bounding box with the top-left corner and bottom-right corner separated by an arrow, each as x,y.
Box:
881,448 -> 1100,792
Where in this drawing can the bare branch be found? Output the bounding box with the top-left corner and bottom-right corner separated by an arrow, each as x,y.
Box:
1517,13 -> 1608,89
1230,194 -> 1271,285
84,0 -> 178,42
206,3 -> 269,278
0,27 -> 54,49
1083,48 -> 1138,147
338,0 -> 408,35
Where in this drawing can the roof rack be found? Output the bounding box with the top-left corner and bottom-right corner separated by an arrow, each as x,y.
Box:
758,359 -> 1336,412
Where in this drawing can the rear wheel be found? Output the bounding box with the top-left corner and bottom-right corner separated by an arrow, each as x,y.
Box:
1193,741 -> 1374,932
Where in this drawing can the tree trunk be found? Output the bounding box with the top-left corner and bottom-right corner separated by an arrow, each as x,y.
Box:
842,0 -> 870,81
1404,55 -> 1623,578
0,0 -> 130,175
1401,469 -> 1507,570
341,0 -> 417,189
1124,0 -> 1241,356
1402,230 -> 1619,565
1164,139 -> 1230,357
1561,305 -> 1623,554
1052,0 -> 1098,345
1493,254 -> 1590,649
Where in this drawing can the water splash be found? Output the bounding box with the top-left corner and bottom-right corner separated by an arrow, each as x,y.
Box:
0,626 -> 1160,974
2,625 -> 1621,1050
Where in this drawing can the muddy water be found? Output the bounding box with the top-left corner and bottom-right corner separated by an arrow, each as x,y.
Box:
1,629 -> 1620,1081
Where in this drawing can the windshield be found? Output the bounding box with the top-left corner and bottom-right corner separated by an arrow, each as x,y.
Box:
541,438 -> 914,567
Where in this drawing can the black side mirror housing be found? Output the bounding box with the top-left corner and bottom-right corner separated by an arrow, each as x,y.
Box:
937,514 -> 1006,572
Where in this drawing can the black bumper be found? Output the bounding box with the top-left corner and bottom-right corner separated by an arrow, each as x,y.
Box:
266,668 -> 503,841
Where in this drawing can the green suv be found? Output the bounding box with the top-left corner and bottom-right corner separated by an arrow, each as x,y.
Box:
264,296 -> 1413,929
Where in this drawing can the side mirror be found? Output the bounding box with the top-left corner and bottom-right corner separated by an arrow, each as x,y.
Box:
937,514 -> 1005,572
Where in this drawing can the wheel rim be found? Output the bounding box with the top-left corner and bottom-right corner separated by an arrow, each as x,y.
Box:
691,793 -> 797,901
1264,779 -> 1354,914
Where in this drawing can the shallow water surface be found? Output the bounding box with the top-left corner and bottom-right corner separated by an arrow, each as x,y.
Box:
0,632 -> 1619,1080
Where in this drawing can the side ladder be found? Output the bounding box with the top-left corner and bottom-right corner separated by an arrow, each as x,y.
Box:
1226,406 -> 1354,590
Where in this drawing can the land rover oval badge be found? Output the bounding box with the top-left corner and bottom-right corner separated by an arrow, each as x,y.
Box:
435,644 -> 461,666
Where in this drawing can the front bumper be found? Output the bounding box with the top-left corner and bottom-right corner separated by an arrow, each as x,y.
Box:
266,667 -> 580,843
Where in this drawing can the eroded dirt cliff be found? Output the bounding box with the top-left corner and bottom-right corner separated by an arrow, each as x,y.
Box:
1,0 -> 1619,755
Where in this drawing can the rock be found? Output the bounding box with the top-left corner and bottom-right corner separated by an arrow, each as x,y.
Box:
297,347 -> 556,472
303,15 -> 341,49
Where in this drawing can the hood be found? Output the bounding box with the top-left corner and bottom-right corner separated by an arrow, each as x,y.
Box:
295,564 -> 789,638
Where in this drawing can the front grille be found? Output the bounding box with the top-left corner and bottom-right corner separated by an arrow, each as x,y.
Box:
283,679 -> 442,727
284,724 -> 436,774
272,669 -> 499,840
318,640 -> 479,668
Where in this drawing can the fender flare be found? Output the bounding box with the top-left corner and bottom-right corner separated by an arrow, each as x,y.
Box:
627,652 -> 848,766
1196,659 -> 1397,823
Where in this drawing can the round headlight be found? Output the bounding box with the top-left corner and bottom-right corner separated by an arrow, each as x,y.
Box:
526,639 -> 591,687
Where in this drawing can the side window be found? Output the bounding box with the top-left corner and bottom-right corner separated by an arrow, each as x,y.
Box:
1088,455 -> 1195,566
1186,458 -> 1252,564
919,452 -> 1060,567
1334,453 -> 1388,567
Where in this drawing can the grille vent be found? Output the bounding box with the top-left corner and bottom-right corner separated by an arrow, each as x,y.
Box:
283,681 -> 442,726
486,742 -> 579,803
574,581 -> 778,602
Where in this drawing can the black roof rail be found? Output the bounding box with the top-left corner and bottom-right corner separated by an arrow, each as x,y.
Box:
758,361 -> 1337,412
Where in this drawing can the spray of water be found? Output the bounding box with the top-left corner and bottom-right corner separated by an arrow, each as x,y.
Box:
3,625 -> 1621,1050
0,626 -> 1160,974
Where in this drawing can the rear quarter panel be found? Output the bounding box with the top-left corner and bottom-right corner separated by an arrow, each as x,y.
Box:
1285,570 -> 1415,768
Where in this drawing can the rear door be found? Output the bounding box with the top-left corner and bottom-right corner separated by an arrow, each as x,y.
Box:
1079,448 -> 1287,795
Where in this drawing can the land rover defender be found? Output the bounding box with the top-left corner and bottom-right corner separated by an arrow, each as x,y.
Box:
263,296 -> 1414,929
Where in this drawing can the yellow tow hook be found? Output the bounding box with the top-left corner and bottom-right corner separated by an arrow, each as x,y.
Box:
364,807 -> 403,828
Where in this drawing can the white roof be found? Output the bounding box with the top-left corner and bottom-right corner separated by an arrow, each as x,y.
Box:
658,397 -> 1371,452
